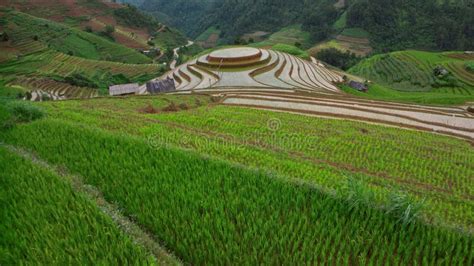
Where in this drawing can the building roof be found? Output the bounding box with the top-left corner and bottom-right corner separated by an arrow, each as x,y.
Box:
109,83 -> 139,96
349,80 -> 368,91
146,78 -> 175,94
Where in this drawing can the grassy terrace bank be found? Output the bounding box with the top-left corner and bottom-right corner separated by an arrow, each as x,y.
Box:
0,147 -> 154,264
0,95 -> 472,264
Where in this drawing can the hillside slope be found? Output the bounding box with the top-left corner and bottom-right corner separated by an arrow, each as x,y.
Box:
345,50 -> 474,104
1,0 -> 187,51
0,9 -> 151,64
139,0 -> 474,52
140,0 -> 216,37
345,0 -> 474,51
0,8 -> 166,100
0,50 -> 163,98
140,0 -> 337,43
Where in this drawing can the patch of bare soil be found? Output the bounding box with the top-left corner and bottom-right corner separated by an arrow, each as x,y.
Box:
336,35 -> 370,44
139,104 -> 161,114
139,102 -> 193,114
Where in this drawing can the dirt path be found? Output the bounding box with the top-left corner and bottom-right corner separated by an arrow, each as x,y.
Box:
170,41 -> 194,70
2,144 -> 182,266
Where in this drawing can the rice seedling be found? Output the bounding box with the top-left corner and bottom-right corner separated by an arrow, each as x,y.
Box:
29,98 -> 474,229
0,146 -> 154,264
1,118 -> 472,265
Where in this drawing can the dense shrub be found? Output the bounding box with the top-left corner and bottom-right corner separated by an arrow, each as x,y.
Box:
385,193 -> 424,225
466,62 -> 474,72
64,73 -> 98,88
97,25 -> 115,41
113,5 -> 160,31
108,73 -> 131,86
432,74 -> 461,88
6,101 -> 45,123
316,48 -> 362,70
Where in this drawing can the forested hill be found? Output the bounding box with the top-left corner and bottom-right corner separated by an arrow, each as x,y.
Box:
139,0 -> 337,42
346,0 -> 474,51
140,0 -> 216,37
138,0 -> 474,52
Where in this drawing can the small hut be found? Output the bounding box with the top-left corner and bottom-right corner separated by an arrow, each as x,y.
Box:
109,83 -> 139,96
348,80 -> 368,92
146,77 -> 176,94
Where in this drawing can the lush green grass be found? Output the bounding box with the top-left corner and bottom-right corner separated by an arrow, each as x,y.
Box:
253,24 -> 312,49
0,146 -> 154,264
5,100 -> 45,123
152,27 -> 188,50
0,80 -> 26,99
333,11 -> 347,30
62,15 -> 91,27
1,112 -> 472,265
340,28 -> 370,38
0,99 -> 12,126
270,44 -> 310,60
3,9 -> 151,64
177,43 -> 204,65
349,50 -> 474,103
341,83 -> 474,105
20,96 -> 474,230
195,26 -> 221,42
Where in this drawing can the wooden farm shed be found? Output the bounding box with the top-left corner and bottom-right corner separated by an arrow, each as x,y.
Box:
348,80 -> 368,92
109,83 -> 140,96
146,78 -> 176,94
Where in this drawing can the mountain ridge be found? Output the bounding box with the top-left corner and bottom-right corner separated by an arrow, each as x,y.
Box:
137,0 -> 474,52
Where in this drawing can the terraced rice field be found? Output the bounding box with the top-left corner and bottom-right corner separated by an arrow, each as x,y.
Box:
25,96 -> 474,229
1,96 -> 472,264
162,47 -> 342,93
25,51 -> 161,78
309,27 -> 372,57
350,50 -> 474,94
154,48 -> 473,141
13,77 -> 98,101
0,50 -> 163,100
252,24 -> 312,49
221,90 -> 474,140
